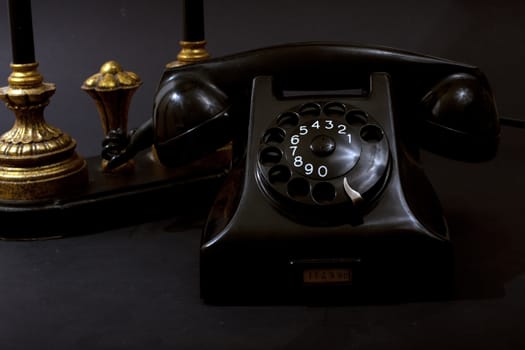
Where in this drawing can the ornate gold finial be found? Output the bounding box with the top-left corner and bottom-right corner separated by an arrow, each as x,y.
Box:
0,62 -> 88,200
81,60 -> 142,173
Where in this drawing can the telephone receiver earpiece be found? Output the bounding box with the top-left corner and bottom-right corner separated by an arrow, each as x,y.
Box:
420,73 -> 500,161
105,72 -> 232,170
152,72 -> 231,167
105,42 -> 500,169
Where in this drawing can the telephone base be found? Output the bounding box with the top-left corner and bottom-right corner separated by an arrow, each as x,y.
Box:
200,222 -> 454,305
200,74 -> 455,304
0,149 -> 229,240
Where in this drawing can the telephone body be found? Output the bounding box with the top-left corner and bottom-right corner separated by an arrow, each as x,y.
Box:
105,42 -> 500,302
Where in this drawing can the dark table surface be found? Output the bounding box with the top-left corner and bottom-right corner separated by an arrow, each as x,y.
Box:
0,124 -> 524,350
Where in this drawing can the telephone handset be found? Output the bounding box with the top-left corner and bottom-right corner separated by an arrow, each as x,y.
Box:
104,42 -> 500,302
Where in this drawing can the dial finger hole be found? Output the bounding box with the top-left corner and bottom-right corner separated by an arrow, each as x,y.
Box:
260,147 -> 282,165
277,112 -> 300,128
287,178 -> 310,198
268,165 -> 291,184
312,182 -> 336,204
263,128 -> 285,144
346,110 -> 368,126
323,102 -> 346,117
360,124 -> 384,143
299,103 -> 321,117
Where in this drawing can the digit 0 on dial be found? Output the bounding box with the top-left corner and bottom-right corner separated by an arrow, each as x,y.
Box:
257,101 -> 391,222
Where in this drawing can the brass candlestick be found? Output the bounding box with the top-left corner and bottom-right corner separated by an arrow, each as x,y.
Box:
0,62 -> 88,200
81,60 -> 142,173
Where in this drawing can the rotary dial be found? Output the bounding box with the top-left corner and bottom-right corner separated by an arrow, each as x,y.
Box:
257,101 -> 390,217
285,116 -> 361,180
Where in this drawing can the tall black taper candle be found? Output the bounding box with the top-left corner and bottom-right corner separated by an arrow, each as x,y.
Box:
7,0 -> 36,64
182,0 -> 205,41
167,0 -> 209,67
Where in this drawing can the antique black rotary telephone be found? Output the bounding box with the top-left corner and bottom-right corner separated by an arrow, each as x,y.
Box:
103,42 -> 500,302
0,0 -> 501,303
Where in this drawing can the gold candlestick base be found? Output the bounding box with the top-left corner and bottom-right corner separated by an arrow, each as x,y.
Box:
0,62 -> 88,200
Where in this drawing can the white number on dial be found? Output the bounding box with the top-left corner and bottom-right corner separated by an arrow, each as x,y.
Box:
292,157 -> 328,178
305,163 -> 314,175
317,165 -> 328,177
298,120 -> 349,138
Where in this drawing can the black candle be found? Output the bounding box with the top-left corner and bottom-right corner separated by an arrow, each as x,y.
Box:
7,0 -> 36,64
182,0 -> 205,42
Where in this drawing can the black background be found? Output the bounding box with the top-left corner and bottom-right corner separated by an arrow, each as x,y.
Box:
0,1 -> 524,349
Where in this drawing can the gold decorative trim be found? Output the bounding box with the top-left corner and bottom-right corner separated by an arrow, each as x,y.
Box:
82,60 -> 142,173
166,40 -> 210,68
0,62 -> 88,200
82,61 -> 141,92
7,63 -> 44,88
0,153 -> 87,200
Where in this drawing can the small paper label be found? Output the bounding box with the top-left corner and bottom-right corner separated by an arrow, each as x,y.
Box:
303,268 -> 352,284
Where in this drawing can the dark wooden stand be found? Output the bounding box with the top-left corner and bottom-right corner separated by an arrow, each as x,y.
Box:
0,150 -> 229,240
